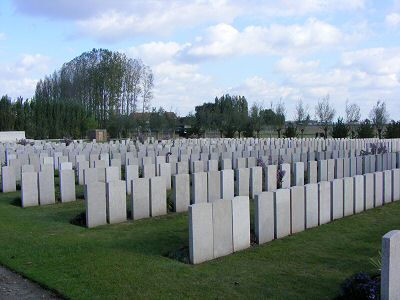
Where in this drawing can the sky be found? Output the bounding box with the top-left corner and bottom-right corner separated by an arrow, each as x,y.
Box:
0,0 -> 399,120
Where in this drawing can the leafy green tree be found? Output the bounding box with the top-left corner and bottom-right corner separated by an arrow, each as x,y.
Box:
384,121 -> 400,138
248,103 -> 263,137
35,49 -> 154,129
357,119 -> 375,138
0,95 -> 15,130
331,118 -> 349,138
284,123 -> 298,138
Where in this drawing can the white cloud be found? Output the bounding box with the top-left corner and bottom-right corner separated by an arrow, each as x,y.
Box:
385,13 -> 400,28
341,47 -> 400,75
0,54 -> 53,99
151,61 -> 218,115
0,33 -> 6,41
126,42 -> 189,65
186,19 -> 351,59
76,1 -> 239,42
275,57 -> 320,73
13,0 -> 366,41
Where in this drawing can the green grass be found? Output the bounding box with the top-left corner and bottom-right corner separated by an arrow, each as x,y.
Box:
0,186 -> 399,300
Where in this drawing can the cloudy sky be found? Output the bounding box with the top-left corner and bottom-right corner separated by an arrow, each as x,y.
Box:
0,0 -> 399,119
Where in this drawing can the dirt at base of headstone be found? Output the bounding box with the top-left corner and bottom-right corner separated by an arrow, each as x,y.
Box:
0,265 -> 63,299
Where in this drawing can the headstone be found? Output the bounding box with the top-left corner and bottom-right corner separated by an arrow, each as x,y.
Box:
83,168 -> 98,185
274,189 -> 291,238
207,160 -> 218,172
381,230 -> 400,300
327,159 -> 335,181
265,165 -> 277,191
254,192 -> 274,244
392,169 -> 400,202
207,171 -> 221,202
383,170 -> 393,204
290,186 -> 305,234
250,166 -> 262,198
221,158 -> 232,170
21,172 -> 39,207
331,179 -> 344,220
231,196 -> 250,252
77,161 -> 89,185
305,183 -> 318,229
343,177 -> 354,216
280,163 -> 291,188
192,160 -> 204,173
131,178 -> 150,220
38,170 -> 55,205
60,169 -> 76,202
318,181 -> 331,225
125,164 -> 139,195
189,203 -> 214,264
343,158 -> 350,177
374,172 -> 384,207
364,173 -> 374,210
220,169 -> 234,200
143,164 -> 156,178
172,174 -> 190,212
22,164 -> 34,173
1,166 -> 16,192
293,162 -> 304,186
85,182 -> 107,228
307,161 -> 317,183
105,166 -> 119,182
212,199 -> 233,258
318,160 -> 328,182
158,163 -> 171,190
353,175 -> 365,214
106,180 -> 127,224
335,158 -> 344,179
191,172 -> 208,204
235,168 -> 249,196
149,177 -> 167,217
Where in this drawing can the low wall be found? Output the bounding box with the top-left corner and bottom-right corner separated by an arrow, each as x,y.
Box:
0,131 -> 25,142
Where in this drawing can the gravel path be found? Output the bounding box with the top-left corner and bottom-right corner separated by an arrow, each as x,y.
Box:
0,266 -> 62,300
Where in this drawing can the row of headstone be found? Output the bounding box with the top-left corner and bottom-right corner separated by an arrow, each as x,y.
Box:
254,169 -> 400,245
20,169 -> 74,207
188,196 -> 250,264
85,176 -> 167,228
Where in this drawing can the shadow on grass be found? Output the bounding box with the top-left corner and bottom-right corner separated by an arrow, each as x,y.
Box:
10,196 -> 21,207
70,211 -> 86,227
163,246 -> 190,264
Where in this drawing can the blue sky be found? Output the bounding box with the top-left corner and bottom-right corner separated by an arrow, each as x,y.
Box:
0,0 -> 399,120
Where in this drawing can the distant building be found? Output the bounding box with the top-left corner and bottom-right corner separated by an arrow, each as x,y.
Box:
87,129 -> 107,142
0,131 -> 26,142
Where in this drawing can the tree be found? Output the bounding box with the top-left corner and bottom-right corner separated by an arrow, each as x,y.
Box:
345,101 -> 361,138
315,94 -> 335,139
357,119 -> 375,138
35,48 -> 153,128
284,123 -> 298,138
274,100 -> 286,138
294,99 -> 310,138
141,66 -> 154,113
384,121 -> 400,138
369,100 -> 389,139
248,103 -> 263,138
331,117 -> 349,138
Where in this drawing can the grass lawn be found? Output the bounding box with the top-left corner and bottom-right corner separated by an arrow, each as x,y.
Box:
0,183 -> 399,299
